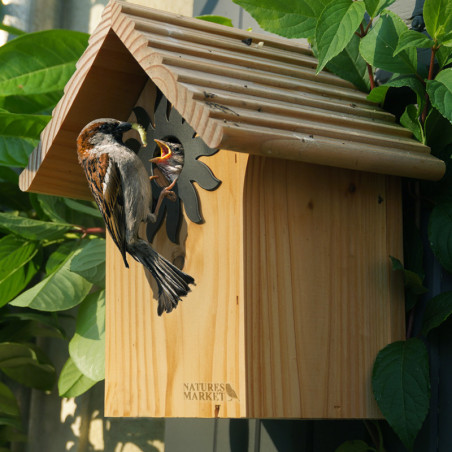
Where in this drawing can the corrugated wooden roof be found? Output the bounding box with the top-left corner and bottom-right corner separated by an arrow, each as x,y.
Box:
19,0 -> 445,199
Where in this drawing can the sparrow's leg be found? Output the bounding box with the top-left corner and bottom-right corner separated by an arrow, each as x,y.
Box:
152,186 -> 177,218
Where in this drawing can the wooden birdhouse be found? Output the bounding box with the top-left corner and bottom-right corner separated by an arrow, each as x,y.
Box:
19,0 -> 445,419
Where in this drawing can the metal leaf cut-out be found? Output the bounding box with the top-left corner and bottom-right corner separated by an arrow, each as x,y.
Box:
134,90 -> 221,244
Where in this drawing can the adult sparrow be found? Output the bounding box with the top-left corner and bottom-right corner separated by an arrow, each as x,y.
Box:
77,118 -> 194,315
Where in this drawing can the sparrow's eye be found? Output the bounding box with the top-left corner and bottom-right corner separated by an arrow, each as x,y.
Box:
99,123 -> 110,133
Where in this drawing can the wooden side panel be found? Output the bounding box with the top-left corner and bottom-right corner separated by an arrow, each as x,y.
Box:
105,150 -> 249,418
243,157 -> 405,418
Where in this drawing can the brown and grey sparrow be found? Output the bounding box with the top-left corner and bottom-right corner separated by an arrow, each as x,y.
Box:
77,118 -> 194,315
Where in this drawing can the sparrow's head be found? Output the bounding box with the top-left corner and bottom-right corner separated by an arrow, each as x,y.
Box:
77,118 -> 132,155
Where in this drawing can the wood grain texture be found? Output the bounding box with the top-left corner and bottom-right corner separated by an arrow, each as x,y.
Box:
105,149 -> 249,418
242,157 -> 405,418
105,147 -> 405,418
19,0 -> 444,200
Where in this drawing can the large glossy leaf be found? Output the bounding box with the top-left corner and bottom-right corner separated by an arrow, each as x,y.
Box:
0,112 -> 49,167
360,10 -> 417,74
428,202 -> 452,272
58,357 -> 97,398
372,339 -> 430,451
316,0 -> 366,73
0,235 -> 38,307
0,30 -> 88,98
0,212 -> 73,241
69,291 -> 105,381
423,0 -> 452,42
0,342 -> 55,390
426,68 -> 452,124
70,238 -> 105,287
9,243 -> 93,311
422,291 -> 452,336
325,33 -> 370,91
232,0 -> 333,38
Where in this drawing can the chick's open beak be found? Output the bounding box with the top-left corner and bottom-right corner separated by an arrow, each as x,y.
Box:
150,139 -> 172,163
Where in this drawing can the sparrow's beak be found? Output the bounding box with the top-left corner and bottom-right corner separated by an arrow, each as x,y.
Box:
150,139 -> 172,163
116,122 -> 132,133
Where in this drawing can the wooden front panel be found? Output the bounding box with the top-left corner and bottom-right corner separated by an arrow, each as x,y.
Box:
105,151 -> 248,417
243,157 -> 405,418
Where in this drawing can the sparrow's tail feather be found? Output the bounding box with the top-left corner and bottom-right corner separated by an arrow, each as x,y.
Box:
127,240 -> 195,315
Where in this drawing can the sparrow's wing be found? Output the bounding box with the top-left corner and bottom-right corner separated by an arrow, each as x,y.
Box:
81,153 -> 128,267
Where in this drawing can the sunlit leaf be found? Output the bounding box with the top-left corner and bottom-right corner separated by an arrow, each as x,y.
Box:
196,15 -> 233,27
423,0 -> 452,42
360,11 -> 417,74
58,357 -> 97,398
9,243 -> 93,311
233,0 -> 334,38
315,0 -> 366,73
68,291 -> 105,381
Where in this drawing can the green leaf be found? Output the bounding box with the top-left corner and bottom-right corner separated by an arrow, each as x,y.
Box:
0,212 -> 73,241
45,241 -> 79,275
364,0 -> 396,18
315,0 -> 366,73
232,0 -> 334,39
63,198 -> 102,219
196,15 -> 233,27
360,10 -> 417,74
0,342 -> 55,390
9,243 -> 93,311
428,202 -> 452,272
0,382 -> 20,418
0,312 -> 66,341
58,357 -> 97,398
69,238 -> 105,286
426,68 -> 452,124
0,112 -> 49,167
439,31 -> 452,47
0,30 -> 88,98
0,235 -> 38,307
372,339 -> 430,451
423,0 -> 452,42
325,33 -> 370,92
422,291 -> 452,335
394,30 -> 434,56
400,104 -> 423,142
69,291 -> 105,381
335,439 -> 375,452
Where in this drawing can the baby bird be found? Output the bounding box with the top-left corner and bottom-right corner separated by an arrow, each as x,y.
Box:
149,138 -> 185,215
77,118 -> 194,315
